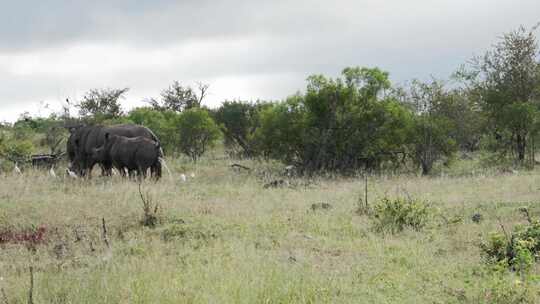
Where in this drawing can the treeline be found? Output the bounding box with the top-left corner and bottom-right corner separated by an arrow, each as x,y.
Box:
1,26 -> 540,175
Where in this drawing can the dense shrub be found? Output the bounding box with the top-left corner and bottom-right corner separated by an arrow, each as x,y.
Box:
408,115 -> 457,175
478,273 -> 536,304
0,131 -> 34,163
255,67 -> 413,174
126,107 -> 178,154
371,197 -> 430,233
481,220 -> 540,273
254,96 -> 306,164
460,26 -> 540,163
127,107 -> 221,159
213,100 -> 270,158
175,109 -> 221,162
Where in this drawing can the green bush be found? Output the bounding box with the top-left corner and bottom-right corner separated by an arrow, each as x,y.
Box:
408,115 -> 457,175
175,109 -> 221,162
126,107 -> 179,154
0,137 -> 34,163
255,67 -> 414,174
481,233 -> 510,265
213,100 -> 270,158
371,197 -> 430,233
480,220 -> 540,273
479,274 -> 535,304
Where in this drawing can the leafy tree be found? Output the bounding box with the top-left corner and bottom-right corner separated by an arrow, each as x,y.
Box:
175,109 -> 221,162
255,67 -> 413,174
148,81 -> 208,112
3,140 -> 34,162
11,113 -> 36,141
214,100 -> 270,157
431,88 -> 484,152
460,26 -> 540,162
404,80 -> 458,175
11,111 -> 72,155
255,96 -> 307,164
126,107 -> 179,154
77,88 -> 128,122
342,66 -> 391,99
408,115 -> 456,175
0,130 -> 35,163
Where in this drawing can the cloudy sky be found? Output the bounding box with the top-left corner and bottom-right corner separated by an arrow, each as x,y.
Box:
1,0 -> 539,122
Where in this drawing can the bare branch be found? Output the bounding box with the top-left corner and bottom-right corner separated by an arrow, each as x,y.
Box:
196,82 -> 210,105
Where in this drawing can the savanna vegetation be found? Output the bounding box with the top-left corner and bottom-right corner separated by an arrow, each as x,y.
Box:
1,25 -> 540,303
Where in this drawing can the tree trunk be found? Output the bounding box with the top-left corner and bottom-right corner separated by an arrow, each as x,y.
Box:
421,161 -> 431,176
517,134 -> 526,162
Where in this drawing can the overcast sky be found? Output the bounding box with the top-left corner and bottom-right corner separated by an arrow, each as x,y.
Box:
1,0 -> 539,122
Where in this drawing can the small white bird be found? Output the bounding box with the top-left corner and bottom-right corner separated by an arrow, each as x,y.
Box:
179,173 -> 187,182
49,167 -> 57,178
13,163 -> 22,175
66,168 -> 78,178
284,165 -> 295,177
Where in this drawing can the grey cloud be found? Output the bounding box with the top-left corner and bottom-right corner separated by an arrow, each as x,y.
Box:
1,0 -> 540,122
10,0 -> 533,51
0,0 -> 345,51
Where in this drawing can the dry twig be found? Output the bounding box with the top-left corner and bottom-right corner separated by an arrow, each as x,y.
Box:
101,218 -> 110,248
28,266 -> 34,304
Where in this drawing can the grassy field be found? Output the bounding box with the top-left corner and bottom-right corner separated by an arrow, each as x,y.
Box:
1,156 -> 540,303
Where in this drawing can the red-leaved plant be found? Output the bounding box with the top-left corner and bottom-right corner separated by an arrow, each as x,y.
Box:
0,225 -> 47,249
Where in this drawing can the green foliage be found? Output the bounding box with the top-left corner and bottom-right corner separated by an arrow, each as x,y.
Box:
175,109 -> 221,162
478,273 -> 536,304
255,96 -> 307,164
402,80 -> 461,175
371,197 -> 430,233
126,107 -> 179,154
408,115 -> 457,175
214,100 -> 270,158
11,115 -> 37,141
11,112 -> 72,155
255,67 -> 414,173
462,26 -> 540,162
0,129 -> 34,164
128,107 -> 221,159
148,81 -> 208,112
431,88 -> 485,152
77,88 -> 128,122
342,66 -> 391,99
3,140 -> 34,162
481,233 -> 511,266
481,220 -> 540,273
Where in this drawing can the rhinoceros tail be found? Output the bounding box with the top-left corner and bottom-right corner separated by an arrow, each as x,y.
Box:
152,140 -> 164,158
158,157 -> 172,179
158,146 -> 164,158
145,128 -> 164,157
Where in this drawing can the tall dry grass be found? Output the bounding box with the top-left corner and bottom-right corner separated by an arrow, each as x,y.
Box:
0,156 -> 539,303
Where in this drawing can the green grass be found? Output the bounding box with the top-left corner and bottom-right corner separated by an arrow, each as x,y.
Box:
1,156 -> 540,303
